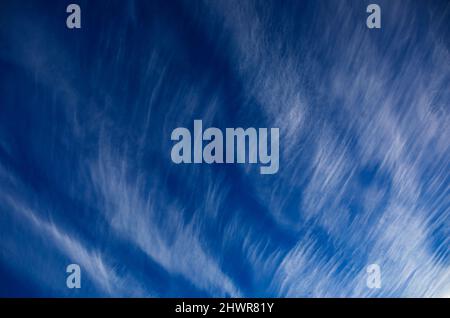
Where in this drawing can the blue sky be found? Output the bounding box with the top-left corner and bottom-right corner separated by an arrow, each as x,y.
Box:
0,0 -> 449,297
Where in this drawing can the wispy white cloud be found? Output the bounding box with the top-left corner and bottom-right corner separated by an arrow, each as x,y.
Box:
201,0 -> 450,297
0,0 -> 448,298
89,146 -> 241,297
1,189 -> 150,296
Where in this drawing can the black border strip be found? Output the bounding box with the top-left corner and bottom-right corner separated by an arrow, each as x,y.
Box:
0,298 -> 446,315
